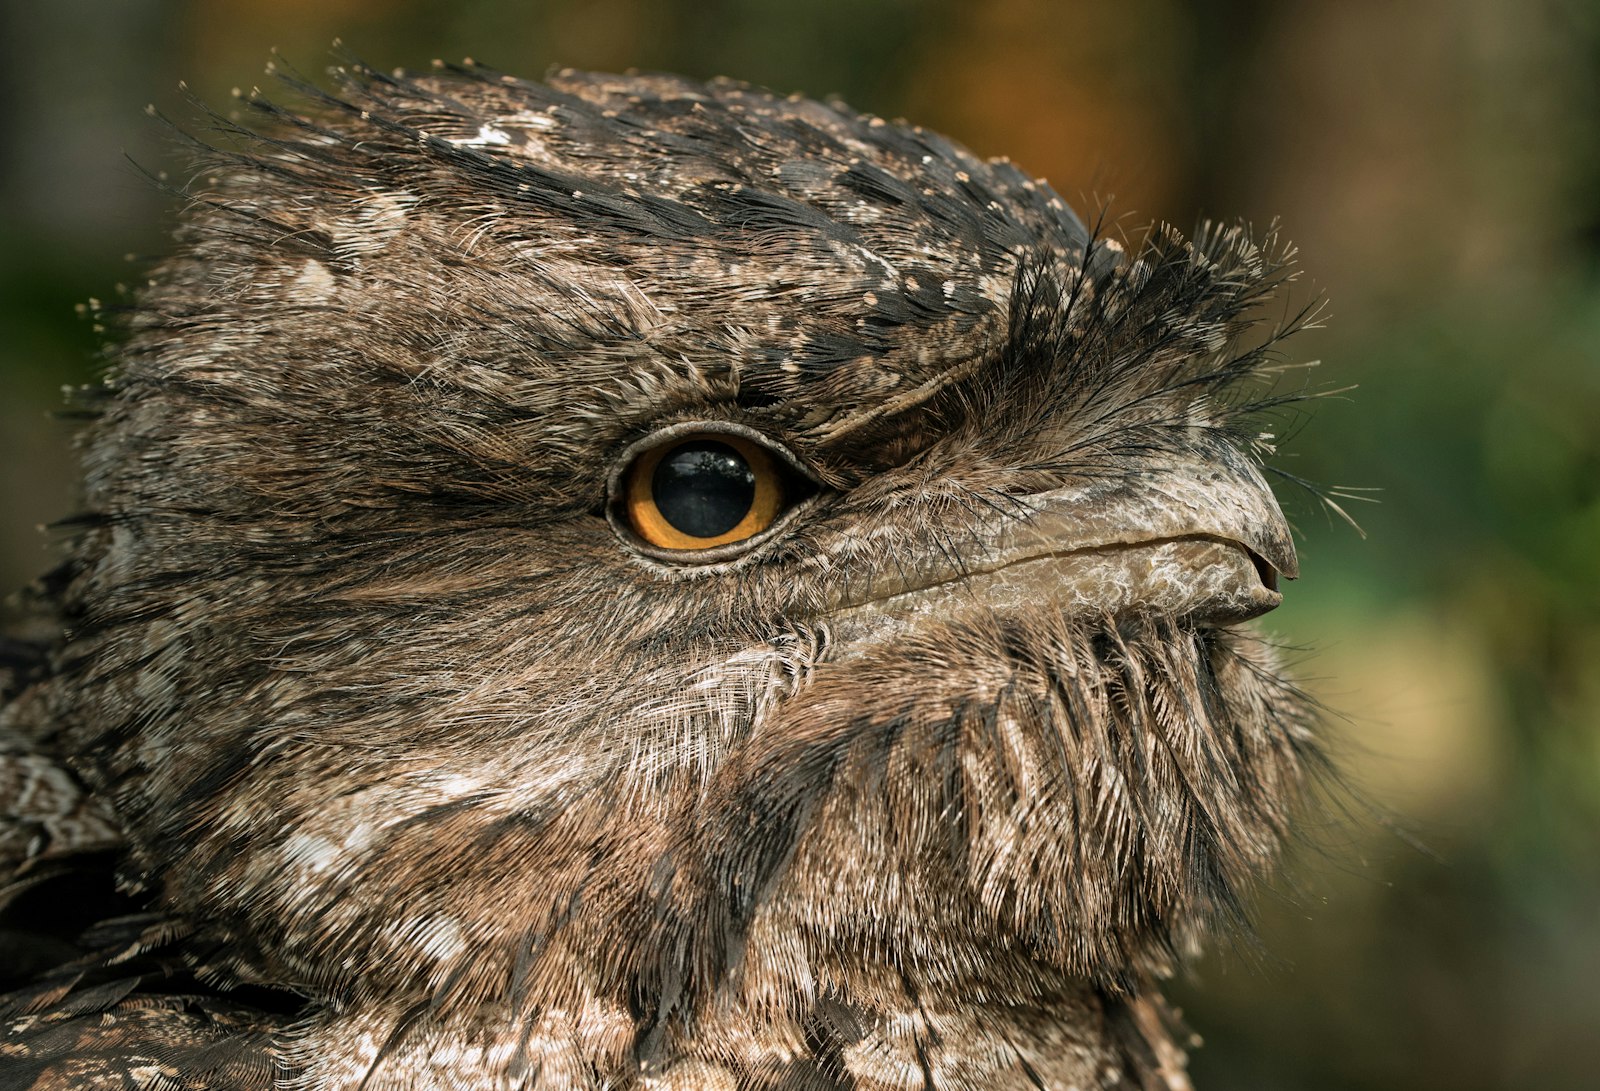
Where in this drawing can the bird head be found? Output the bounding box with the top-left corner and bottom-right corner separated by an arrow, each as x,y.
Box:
37,61 -> 1321,1084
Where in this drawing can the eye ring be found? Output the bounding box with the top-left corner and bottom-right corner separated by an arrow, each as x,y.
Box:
611,425 -> 812,559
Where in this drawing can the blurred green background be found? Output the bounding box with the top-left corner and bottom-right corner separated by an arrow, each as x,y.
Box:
2,1 -> 1597,1087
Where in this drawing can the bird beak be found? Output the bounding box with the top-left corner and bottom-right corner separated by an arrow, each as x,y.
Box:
829,441 -> 1297,628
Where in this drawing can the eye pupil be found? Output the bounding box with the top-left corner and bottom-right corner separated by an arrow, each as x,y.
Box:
651,440 -> 756,538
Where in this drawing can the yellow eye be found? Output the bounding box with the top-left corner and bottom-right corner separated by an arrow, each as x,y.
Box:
623,432 -> 787,551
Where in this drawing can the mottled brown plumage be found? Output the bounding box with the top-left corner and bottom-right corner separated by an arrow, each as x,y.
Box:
0,59 -> 1324,1090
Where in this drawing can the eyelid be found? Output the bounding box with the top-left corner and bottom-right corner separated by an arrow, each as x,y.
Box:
607,421 -> 814,485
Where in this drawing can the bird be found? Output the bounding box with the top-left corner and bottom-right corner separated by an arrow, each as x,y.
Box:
0,58 -> 1325,1091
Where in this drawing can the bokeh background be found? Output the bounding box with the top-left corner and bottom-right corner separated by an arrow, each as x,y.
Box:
2,1 -> 1597,1087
